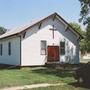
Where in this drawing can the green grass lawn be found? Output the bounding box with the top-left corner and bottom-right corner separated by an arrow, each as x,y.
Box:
0,67 -> 89,90
0,67 -> 75,88
23,85 -> 89,90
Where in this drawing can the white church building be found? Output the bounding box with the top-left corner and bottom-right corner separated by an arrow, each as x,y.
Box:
0,13 -> 82,66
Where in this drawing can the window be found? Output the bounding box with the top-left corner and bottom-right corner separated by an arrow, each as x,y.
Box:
8,42 -> 11,55
0,44 -> 2,56
41,40 -> 47,55
71,47 -> 73,55
60,41 -> 65,55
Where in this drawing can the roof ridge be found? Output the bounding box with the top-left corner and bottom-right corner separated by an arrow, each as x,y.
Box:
0,12 -> 83,40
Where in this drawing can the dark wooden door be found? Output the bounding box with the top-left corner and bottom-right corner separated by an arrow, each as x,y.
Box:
47,46 -> 59,62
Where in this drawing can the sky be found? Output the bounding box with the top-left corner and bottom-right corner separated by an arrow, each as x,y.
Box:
0,0 -> 83,29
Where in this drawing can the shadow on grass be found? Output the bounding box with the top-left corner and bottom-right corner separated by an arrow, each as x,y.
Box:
69,82 -> 90,89
0,64 -> 20,70
32,68 -> 74,78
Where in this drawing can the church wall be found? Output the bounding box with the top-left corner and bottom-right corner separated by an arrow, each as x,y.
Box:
21,17 -> 80,66
0,36 -> 21,65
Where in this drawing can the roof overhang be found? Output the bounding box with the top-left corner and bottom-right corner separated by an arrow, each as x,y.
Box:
0,12 -> 83,40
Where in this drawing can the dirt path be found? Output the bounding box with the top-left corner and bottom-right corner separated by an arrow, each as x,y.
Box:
1,83 -> 66,90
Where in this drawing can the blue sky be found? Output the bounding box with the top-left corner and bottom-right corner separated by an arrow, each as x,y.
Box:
0,0 -> 82,29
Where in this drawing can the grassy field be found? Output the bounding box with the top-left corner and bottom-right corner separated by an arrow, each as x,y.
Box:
23,85 -> 90,90
0,66 -> 89,90
0,67 -> 75,88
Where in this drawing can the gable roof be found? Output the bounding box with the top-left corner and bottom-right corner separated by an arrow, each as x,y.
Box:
0,12 -> 83,40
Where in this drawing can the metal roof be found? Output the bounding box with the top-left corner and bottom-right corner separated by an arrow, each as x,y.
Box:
0,12 -> 83,39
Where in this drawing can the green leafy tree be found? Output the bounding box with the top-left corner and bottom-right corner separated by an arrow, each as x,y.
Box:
79,0 -> 90,24
80,38 -> 87,55
79,0 -> 90,53
0,26 -> 7,35
86,20 -> 90,52
70,22 -> 83,34
70,22 -> 86,54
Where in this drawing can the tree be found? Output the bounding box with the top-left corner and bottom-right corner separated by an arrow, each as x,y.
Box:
0,26 -> 7,35
86,20 -> 90,52
79,0 -> 90,24
70,22 -> 83,34
69,22 -> 85,37
79,0 -> 90,53
70,22 -> 86,54
80,39 -> 87,55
